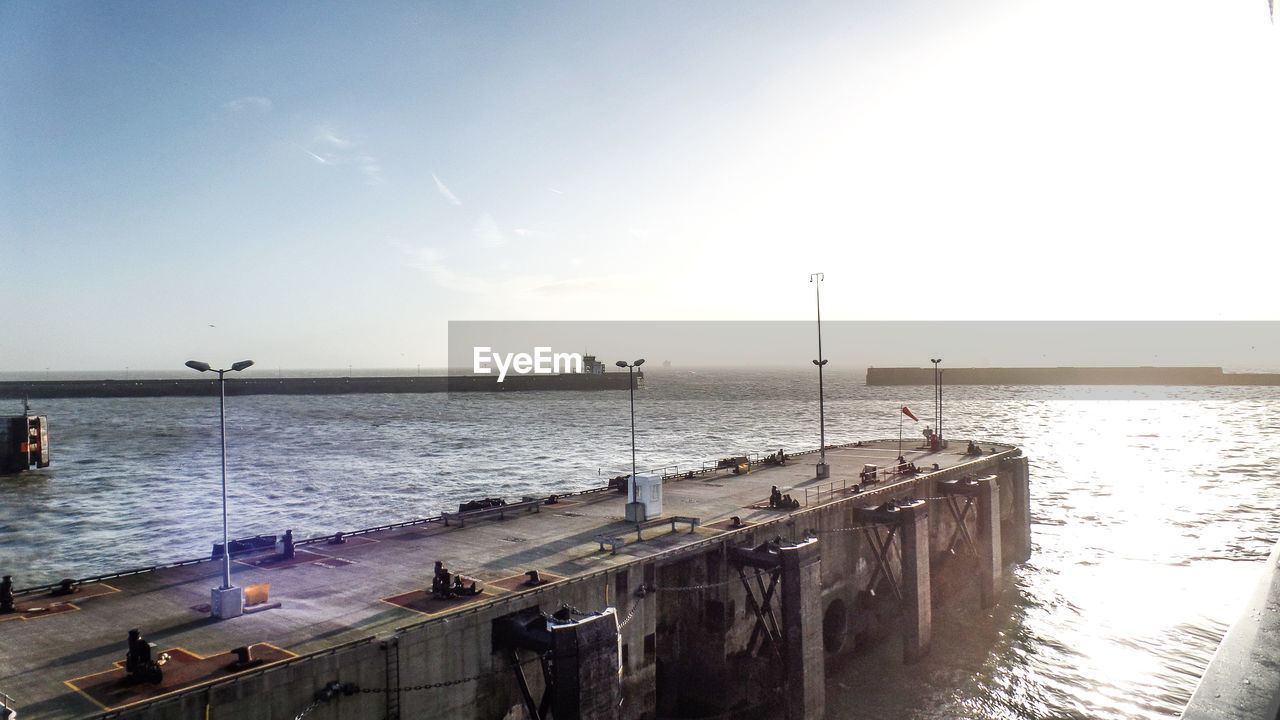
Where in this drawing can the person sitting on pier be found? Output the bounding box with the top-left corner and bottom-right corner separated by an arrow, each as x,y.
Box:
0,575 -> 13,613
966,440 -> 982,456
431,561 -> 453,599
125,629 -> 163,684
769,486 -> 784,508
452,575 -> 480,596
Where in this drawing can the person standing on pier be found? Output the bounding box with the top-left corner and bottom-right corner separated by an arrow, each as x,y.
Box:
0,575 -> 13,613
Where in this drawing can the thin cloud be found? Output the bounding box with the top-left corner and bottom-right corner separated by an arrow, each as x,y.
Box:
304,125 -> 380,183
316,126 -> 354,149
403,245 -> 458,287
547,188 -> 565,195
433,174 -> 462,206
357,155 -> 383,185
474,214 -> 505,248
223,96 -> 272,113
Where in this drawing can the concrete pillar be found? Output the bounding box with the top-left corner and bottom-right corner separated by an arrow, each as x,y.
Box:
550,609 -> 622,720
897,499 -> 931,664
779,538 -> 824,720
976,475 -> 1003,608
1013,456 -> 1032,563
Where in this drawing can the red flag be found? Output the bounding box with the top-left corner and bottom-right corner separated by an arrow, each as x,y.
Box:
901,406 -> 918,421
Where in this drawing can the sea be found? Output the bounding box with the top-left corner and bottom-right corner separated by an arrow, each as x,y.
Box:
2,367 -> 1278,720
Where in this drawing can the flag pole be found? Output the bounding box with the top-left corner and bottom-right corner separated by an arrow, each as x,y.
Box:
898,407 -> 903,458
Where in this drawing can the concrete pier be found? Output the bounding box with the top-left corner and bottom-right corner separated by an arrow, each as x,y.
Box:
0,439 -> 1031,720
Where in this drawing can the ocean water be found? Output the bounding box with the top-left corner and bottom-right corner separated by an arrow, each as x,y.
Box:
2,368 -> 1277,719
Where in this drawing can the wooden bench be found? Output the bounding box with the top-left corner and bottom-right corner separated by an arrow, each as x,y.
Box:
595,535 -> 625,555
633,515 -> 700,541
442,498 -> 543,527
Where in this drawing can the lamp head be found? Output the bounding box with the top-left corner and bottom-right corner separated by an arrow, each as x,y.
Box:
615,360 -> 628,368
185,360 -> 211,372
634,359 -> 645,367
231,360 -> 255,372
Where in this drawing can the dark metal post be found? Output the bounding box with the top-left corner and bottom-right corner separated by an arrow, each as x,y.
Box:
186,358 -> 253,618
217,368 -> 230,590
628,366 -> 636,491
931,358 -> 942,444
615,359 -> 645,518
810,273 -> 829,479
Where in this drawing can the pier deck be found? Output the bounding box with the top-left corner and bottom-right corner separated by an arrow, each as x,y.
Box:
1,440 -> 1013,720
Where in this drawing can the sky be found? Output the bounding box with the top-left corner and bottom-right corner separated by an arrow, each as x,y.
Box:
2,1 -> 1278,371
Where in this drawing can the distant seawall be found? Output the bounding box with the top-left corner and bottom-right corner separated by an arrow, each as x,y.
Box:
866,366 -> 1280,386
0,373 -> 638,399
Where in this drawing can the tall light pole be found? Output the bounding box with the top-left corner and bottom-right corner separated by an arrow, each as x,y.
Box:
616,359 -> 645,520
931,358 -> 942,447
811,273 -> 830,479
186,358 -> 254,619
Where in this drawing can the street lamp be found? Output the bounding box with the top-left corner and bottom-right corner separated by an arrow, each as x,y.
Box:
810,273 -> 830,479
186,358 -> 254,619
616,358 -> 645,521
931,358 -> 942,448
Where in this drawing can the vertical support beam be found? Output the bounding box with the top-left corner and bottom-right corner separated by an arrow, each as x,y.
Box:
551,609 -> 622,720
1015,456 -> 1032,563
976,475 -> 1003,608
779,538 -> 824,720
897,499 -> 931,664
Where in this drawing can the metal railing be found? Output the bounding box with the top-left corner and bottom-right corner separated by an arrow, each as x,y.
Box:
14,440 -> 1013,595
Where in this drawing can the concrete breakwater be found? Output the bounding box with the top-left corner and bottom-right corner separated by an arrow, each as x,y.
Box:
1181,537 -> 1280,719
866,366 -> 1280,386
1,440 -> 1029,720
0,373 -> 637,399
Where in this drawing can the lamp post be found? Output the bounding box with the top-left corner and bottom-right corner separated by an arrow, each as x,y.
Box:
616,359 -> 645,521
810,273 -> 830,479
186,358 -> 254,619
931,358 -> 942,447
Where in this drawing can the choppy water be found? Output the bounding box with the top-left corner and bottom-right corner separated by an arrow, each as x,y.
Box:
2,368 -> 1277,719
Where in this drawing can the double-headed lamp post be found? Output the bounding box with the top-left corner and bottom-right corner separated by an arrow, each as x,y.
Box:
616,359 -> 645,521
931,358 -> 942,446
811,273 -> 830,479
186,358 -> 254,619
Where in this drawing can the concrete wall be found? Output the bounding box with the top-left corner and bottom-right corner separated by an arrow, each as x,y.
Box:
91,451 -> 1029,720
1181,537 -> 1280,720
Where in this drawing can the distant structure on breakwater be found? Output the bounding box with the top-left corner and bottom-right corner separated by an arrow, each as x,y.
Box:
866,366 -> 1280,386
0,372 -> 640,399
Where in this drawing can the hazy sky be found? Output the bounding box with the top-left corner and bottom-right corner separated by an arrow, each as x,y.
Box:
3,1 -> 1277,371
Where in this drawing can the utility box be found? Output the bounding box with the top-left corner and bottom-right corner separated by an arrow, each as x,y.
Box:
627,474 -> 663,520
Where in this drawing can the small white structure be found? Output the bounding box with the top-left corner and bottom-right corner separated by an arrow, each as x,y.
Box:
626,474 -> 663,521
